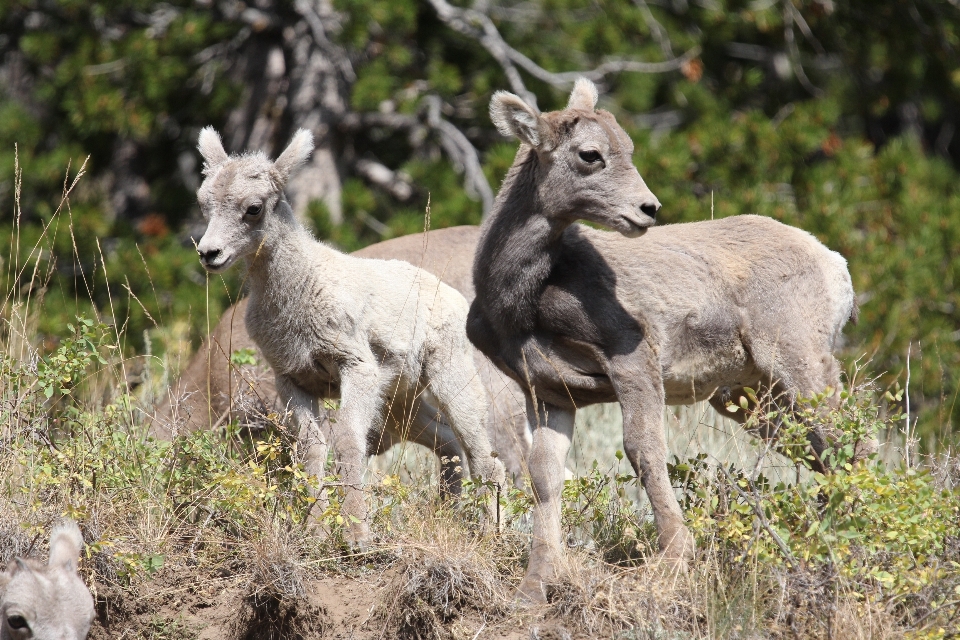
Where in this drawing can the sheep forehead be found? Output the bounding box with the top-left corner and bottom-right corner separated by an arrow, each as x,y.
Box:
3,567 -> 92,627
199,154 -> 274,209
546,109 -> 633,156
2,564 -> 47,610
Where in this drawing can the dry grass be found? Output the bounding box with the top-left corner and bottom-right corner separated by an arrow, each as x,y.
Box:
2,293 -> 956,639
2,164 -> 959,639
375,513 -> 514,639
3,331 -> 959,638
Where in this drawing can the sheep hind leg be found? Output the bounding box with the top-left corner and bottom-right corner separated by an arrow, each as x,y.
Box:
396,399 -> 466,496
708,387 -> 816,474
379,388 -> 466,496
708,386 -> 785,440
275,375 -> 331,524
424,359 -> 505,519
745,339 -> 877,471
779,352 -> 878,468
334,366 -> 394,548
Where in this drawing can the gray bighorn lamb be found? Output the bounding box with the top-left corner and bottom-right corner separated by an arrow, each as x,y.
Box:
0,520 -> 94,640
151,226 -> 532,488
194,127 -> 505,540
466,79 -> 869,601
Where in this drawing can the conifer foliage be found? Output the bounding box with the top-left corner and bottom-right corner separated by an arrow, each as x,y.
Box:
0,0 -> 958,439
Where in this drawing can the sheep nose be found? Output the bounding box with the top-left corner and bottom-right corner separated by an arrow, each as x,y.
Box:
639,200 -> 661,219
198,248 -> 221,264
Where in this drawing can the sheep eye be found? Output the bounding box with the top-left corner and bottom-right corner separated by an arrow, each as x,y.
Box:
245,204 -> 263,218
579,150 -> 603,164
7,615 -> 28,630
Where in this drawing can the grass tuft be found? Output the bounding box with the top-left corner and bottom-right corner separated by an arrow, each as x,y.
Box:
2,164 -> 960,638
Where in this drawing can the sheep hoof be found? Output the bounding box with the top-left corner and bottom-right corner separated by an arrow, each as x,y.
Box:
345,521 -> 371,552
515,576 -> 548,605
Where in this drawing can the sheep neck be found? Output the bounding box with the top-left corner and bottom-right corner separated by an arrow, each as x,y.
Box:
242,206 -> 333,313
474,146 -> 566,335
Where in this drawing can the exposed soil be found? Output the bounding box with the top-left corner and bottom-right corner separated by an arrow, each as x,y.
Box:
86,566 -> 547,639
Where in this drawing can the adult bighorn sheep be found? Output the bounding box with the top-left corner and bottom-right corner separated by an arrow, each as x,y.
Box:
466,79 -> 867,601
1,520 -> 94,640
151,226 -> 532,486
194,127 -> 505,541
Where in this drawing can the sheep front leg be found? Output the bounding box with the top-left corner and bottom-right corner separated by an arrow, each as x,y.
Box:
275,375 -> 329,517
331,364 -> 389,547
610,350 -> 693,564
518,397 -> 574,603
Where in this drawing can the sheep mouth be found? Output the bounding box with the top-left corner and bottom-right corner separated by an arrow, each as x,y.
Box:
619,214 -> 653,238
201,255 -> 235,273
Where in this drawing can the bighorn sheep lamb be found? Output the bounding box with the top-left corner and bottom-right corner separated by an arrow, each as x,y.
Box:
1,520 -> 94,640
466,79 -> 867,601
194,127 -> 505,540
151,226 -> 532,486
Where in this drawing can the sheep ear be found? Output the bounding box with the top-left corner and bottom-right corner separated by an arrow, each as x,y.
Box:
566,77 -> 598,111
48,521 -> 83,573
490,91 -> 545,148
10,558 -> 32,577
197,127 -> 228,175
273,129 -> 314,184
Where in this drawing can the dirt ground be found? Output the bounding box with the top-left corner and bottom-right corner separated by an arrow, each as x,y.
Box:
87,565 -> 558,639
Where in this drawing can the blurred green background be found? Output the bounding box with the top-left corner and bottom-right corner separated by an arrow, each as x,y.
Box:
0,0 -> 958,443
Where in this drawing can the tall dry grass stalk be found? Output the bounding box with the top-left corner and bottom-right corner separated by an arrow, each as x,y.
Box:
1,159 -> 958,639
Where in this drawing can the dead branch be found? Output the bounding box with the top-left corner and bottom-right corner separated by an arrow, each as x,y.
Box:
783,1 -> 824,97
354,159 -> 414,201
293,0 -> 356,82
510,47 -> 700,87
426,0 -> 535,106
341,99 -> 495,215
427,0 -> 699,104
425,95 -> 495,214
633,0 -> 675,58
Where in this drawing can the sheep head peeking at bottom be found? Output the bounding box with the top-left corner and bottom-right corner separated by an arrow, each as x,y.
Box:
195,128 -> 505,543
0,520 -> 94,640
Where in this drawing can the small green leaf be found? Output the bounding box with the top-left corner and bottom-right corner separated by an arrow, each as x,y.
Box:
230,348 -> 258,366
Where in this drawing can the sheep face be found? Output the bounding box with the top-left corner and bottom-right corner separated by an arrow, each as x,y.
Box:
194,128 -> 314,273
0,522 -> 94,640
490,78 -> 660,237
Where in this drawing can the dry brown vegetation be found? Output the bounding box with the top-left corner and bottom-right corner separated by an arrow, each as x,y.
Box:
2,168 -> 959,639
2,366 -> 957,639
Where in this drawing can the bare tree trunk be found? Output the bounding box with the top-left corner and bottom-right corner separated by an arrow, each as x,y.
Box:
283,18 -> 349,223
222,40 -> 289,155
215,4 -> 349,224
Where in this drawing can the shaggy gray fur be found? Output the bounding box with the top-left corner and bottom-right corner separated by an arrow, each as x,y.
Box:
195,128 -> 505,542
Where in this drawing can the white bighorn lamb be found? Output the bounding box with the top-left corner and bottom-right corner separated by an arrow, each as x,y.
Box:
0,520 -> 95,640
194,127 -> 505,541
